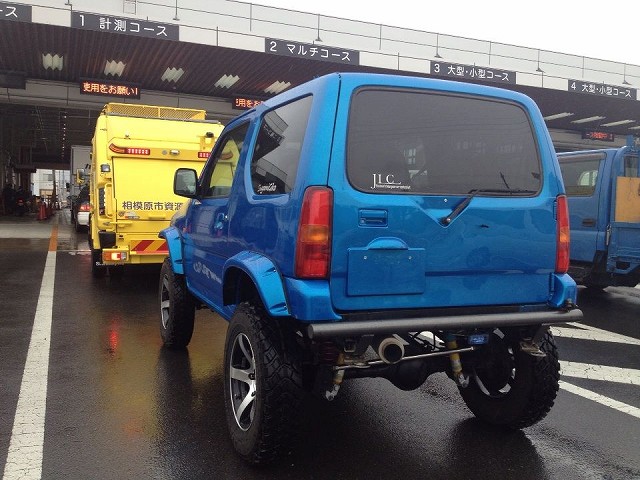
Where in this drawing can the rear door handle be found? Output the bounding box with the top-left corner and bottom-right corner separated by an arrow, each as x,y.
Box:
582,218 -> 596,227
359,209 -> 388,227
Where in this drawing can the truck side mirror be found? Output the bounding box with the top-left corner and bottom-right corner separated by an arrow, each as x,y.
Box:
75,169 -> 87,185
174,168 -> 198,198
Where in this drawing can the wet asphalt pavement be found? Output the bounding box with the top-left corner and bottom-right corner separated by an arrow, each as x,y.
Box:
1,210 -> 639,480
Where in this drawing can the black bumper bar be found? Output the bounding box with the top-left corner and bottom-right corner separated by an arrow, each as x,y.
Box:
306,308 -> 583,339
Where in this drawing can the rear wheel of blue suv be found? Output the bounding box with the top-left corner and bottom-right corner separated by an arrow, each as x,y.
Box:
159,72 -> 582,465
458,327 -> 560,428
224,301 -> 305,464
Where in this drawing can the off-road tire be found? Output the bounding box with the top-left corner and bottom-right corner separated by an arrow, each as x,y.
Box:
159,258 -> 195,348
91,248 -> 106,278
224,301 -> 304,465
459,327 -> 559,429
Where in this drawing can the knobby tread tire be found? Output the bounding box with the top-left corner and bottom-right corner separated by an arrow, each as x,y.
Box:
459,328 -> 560,429
224,301 -> 305,465
159,258 -> 195,348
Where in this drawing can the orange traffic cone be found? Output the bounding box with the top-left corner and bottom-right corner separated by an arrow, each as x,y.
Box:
37,201 -> 47,220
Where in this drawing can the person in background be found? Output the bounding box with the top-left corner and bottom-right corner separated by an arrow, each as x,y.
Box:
2,183 -> 15,215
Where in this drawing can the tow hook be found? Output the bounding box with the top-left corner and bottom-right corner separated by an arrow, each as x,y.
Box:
445,333 -> 469,388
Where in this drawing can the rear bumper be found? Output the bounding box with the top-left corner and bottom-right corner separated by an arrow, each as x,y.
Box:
306,308 -> 583,339
76,212 -> 89,226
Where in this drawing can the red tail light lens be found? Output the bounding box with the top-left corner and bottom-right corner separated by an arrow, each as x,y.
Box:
295,187 -> 333,279
556,195 -> 570,273
79,203 -> 91,212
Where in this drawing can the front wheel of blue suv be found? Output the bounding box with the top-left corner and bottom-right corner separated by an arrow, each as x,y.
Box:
159,258 -> 195,349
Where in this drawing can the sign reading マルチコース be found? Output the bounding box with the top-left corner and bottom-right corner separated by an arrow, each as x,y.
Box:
71,12 -> 178,41
431,61 -> 516,84
266,38 -> 359,65
0,2 -> 31,22
569,80 -> 637,100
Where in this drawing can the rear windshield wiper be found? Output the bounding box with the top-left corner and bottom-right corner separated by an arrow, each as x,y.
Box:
440,188 -> 536,225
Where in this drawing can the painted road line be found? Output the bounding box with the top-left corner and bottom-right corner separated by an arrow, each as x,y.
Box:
560,381 -> 640,419
560,361 -> 640,385
3,224 -> 58,480
552,323 -> 640,346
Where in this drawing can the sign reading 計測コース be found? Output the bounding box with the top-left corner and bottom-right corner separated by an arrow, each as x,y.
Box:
266,38 -> 359,65
0,2 -> 31,22
431,61 -> 516,85
71,12 -> 178,41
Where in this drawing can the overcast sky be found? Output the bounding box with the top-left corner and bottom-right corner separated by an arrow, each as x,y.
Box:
254,0 -> 640,66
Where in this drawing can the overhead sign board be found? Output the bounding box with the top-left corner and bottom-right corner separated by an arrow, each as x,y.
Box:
72,12 -> 179,41
431,61 -> 516,84
0,2 -> 31,22
569,80 -> 636,100
266,38 -> 359,65
582,131 -> 615,142
0,71 -> 25,89
232,96 -> 265,110
80,79 -> 141,99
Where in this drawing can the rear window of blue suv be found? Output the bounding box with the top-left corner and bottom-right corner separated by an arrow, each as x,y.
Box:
347,88 -> 541,195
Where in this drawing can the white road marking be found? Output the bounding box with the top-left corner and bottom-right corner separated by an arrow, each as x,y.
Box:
560,361 -> 640,385
552,322 -> 640,346
560,381 -> 640,419
552,322 -> 640,419
3,251 -> 56,480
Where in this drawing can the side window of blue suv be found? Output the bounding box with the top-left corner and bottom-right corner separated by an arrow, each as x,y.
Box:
202,123 -> 249,197
251,96 -> 312,195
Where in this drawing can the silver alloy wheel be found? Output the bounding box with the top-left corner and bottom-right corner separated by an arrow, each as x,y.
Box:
160,276 -> 170,329
229,333 -> 257,431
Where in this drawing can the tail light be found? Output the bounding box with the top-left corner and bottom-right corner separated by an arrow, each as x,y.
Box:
98,188 -> 105,215
109,143 -> 150,156
295,187 -> 333,279
79,203 -> 91,212
556,194 -> 570,273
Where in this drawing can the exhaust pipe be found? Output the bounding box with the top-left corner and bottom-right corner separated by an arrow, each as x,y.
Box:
377,337 -> 405,364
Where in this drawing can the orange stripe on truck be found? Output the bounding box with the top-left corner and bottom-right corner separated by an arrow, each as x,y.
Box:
130,239 -> 168,254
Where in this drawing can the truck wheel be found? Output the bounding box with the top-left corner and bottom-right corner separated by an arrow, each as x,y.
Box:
159,258 -> 195,348
224,301 -> 304,465
91,248 -> 106,278
459,327 -> 559,429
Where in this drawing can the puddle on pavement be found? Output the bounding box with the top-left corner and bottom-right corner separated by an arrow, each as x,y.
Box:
0,238 -> 51,251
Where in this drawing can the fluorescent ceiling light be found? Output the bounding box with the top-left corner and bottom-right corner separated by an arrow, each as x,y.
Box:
264,81 -> 291,95
543,112 -> 574,121
627,125 -> 640,130
161,67 -> 184,83
104,60 -> 126,76
214,74 -> 240,89
42,53 -> 63,71
571,116 -> 606,124
600,119 -> 635,127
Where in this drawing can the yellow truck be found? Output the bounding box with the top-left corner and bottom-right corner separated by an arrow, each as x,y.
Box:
88,103 -> 223,277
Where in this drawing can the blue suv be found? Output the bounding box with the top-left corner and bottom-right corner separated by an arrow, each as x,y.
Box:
159,72 -> 582,465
